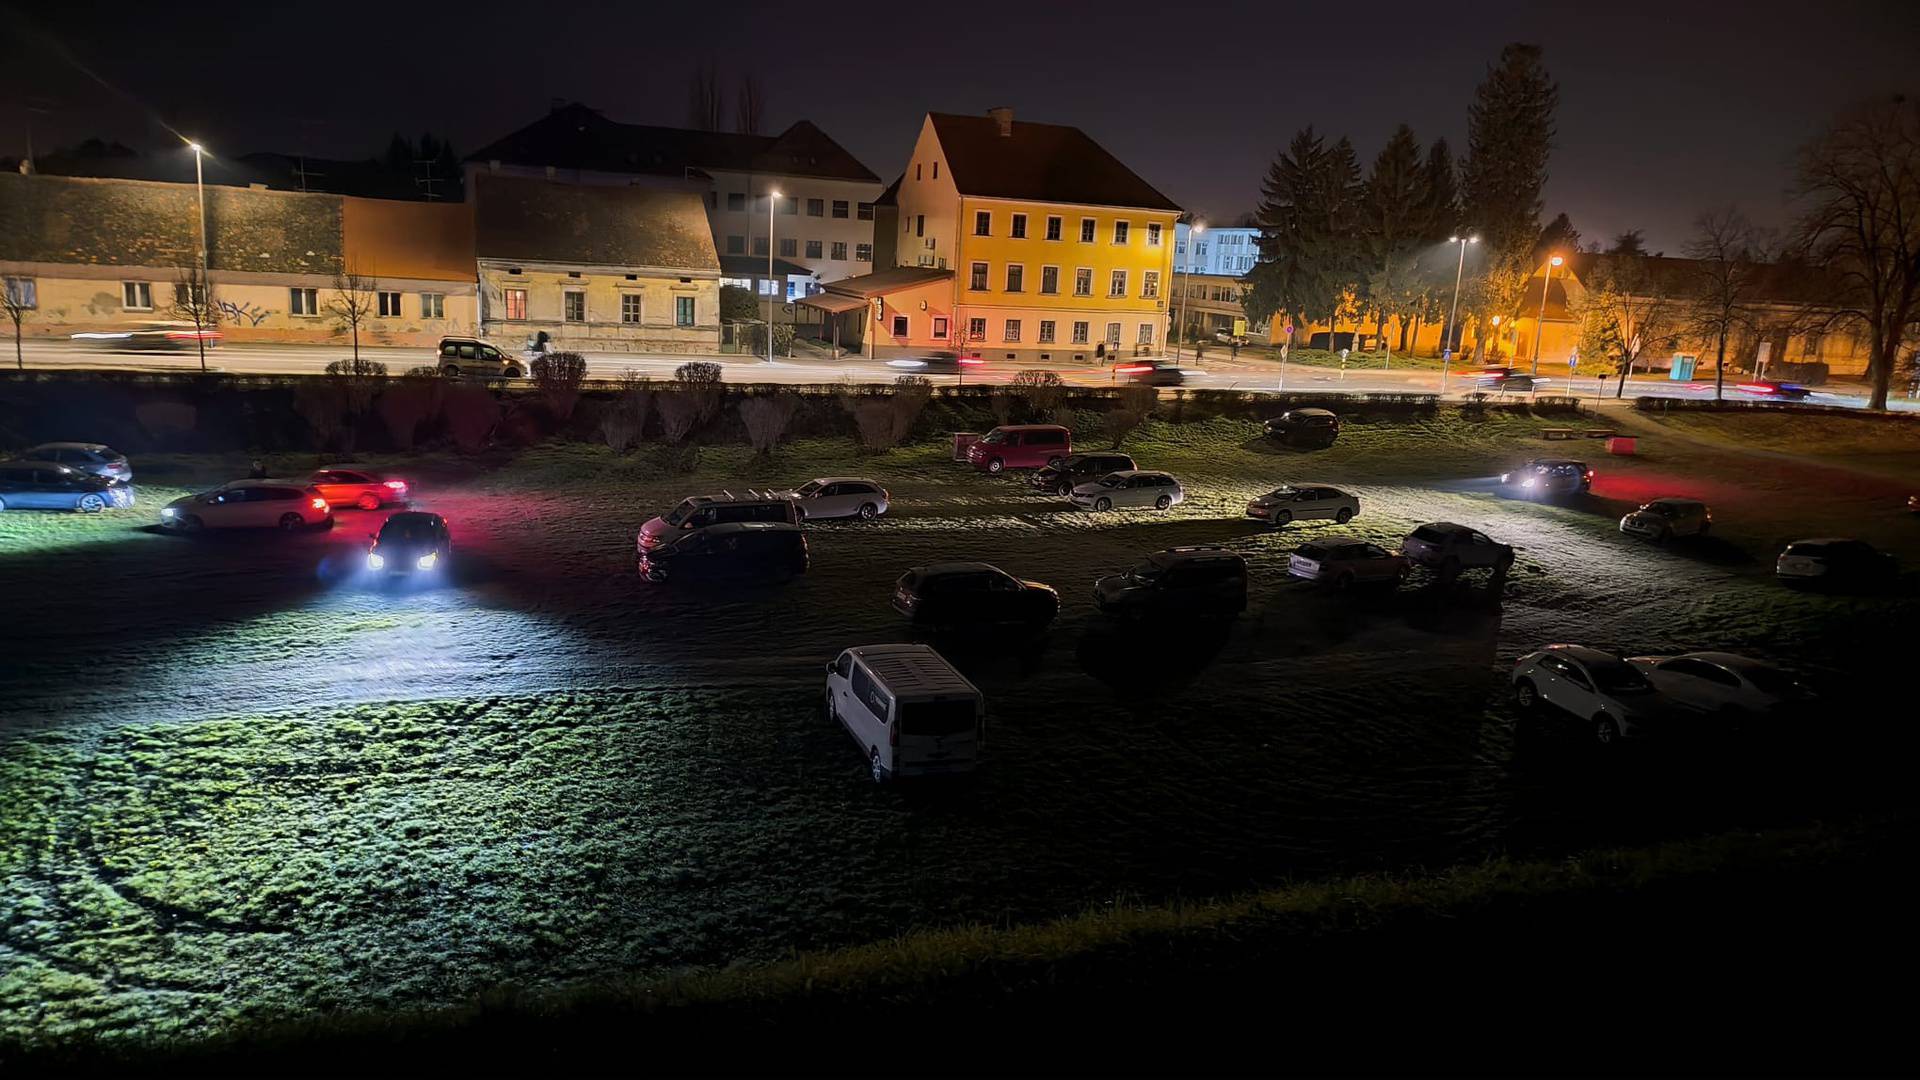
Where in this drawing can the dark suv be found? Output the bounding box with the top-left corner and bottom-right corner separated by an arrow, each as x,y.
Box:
893,562 -> 1060,630
1031,451 -> 1138,496
1093,547 -> 1248,619
1264,408 -> 1340,448
639,522 -> 808,583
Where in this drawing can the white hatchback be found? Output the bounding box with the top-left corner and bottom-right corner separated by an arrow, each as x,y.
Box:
1512,644 -> 1670,745
778,477 -> 890,520
1070,470 -> 1184,512
1245,484 -> 1358,526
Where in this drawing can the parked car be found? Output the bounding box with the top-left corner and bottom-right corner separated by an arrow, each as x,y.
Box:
1032,452 -> 1137,496
8,442 -> 132,482
1400,522 -> 1515,576
70,320 -> 221,352
1502,459 -> 1593,497
161,481 -> 332,532
638,521 -> 808,584
435,336 -> 525,378
777,477 -> 890,520
1263,408 -> 1340,448
1627,652 -> 1815,719
892,562 -> 1059,629
638,492 -> 801,552
1094,546 -> 1247,619
1737,379 -> 1812,401
966,425 -> 1071,474
1069,470 -> 1184,511
366,511 -> 451,576
1113,360 -> 1185,386
1245,484 -> 1358,526
1619,497 -> 1711,541
1287,540 -> 1409,588
310,466 -> 411,511
1775,538 -> 1898,585
826,644 -> 983,783
887,350 -> 984,374
1511,644 -> 1671,745
0,461 -> 134,512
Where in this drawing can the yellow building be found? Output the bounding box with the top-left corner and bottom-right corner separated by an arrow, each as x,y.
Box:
803,108 -> 1180,362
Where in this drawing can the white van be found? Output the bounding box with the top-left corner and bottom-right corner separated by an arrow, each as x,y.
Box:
825,644 -> 984,783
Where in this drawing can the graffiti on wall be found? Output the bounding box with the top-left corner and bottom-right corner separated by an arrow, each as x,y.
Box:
215,300 -> 272,327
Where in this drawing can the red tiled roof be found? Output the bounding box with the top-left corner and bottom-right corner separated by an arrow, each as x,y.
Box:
929,113 -> 1180,212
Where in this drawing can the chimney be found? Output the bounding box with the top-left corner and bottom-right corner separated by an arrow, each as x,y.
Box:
987,106 -> 1014,137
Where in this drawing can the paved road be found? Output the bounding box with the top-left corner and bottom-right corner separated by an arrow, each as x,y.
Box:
11,339 -> 1915,410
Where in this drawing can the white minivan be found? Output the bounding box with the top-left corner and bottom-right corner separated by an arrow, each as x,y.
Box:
825,644 -> 984,783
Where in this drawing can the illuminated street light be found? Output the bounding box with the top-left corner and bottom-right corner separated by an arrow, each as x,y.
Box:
1440,235 -> 1478,393
186,139 -> 210,372
1532,254 -> 1564,377
1176,221 -> 1203,361
767,189 -> 781,363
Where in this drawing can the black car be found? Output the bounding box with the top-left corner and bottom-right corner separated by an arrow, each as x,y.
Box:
0,460 -> 134,512
892,562 -> 1060,629
1093,547 -> 1248,619
367,511 -> 452,575
1502,458 -> 1593,497
10,442 -> 132,482
888,350 -> 984,375
1031,451 -> 1138,496
638,521 -> 808,584
1114,360 -> 1185,386
1264,408 -> 1340,447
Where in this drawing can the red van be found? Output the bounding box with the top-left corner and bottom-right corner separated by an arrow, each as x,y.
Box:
965,425 -> 1072,474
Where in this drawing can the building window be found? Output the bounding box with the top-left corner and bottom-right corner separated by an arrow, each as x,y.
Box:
675,295 -> 695,327
933,161 -> 939,178
1074,268 -> 1093,296
378,291 -> 403,317
832,200 -> 849,219
968,317 -> 986,340
1006,264 -> 1024,292
1,278 -> 36,310
1080,218 -> 1096,243
892,314 -> 909,336
806,239 -> 823,259
1038,320 -> 1056,344
122,281 -> 152,310
1004,319 -> 1022,342
1011,213 -> 1027,239
621,294 -> 642,323
970,262 -> 989,291
1147,223 -> 1162,247
1138,322 -> 1154,345
1046,216 -> 1062,241
421,293 -> 445,319
1109,270 -> 1127,297
1142,271 -> 1159,299
1113,221 -> 1130,245
781,196 -> 798,215
807,198 -> 824,217
289,287 -> 318,315
174,282 -> 204,307
831,241 -> 848,261
857,202 -> 874,221
974,210 -> 991,236
727,193 -> 746,212
727,235 -> 746,254
780,237 -> 798,257
504,288 -> 528,320
855,243 -> 872,262
1106,322 -> 1122,345
753,236 -> 770,256
1040,266 -> 1059,294
915,164 -> 922,181
1071,320 -> 1089,344
564,291 -> 585,322
933,316 -> 949,339
915,215 -> 925,238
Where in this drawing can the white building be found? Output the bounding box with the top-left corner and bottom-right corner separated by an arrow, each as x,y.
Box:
1174,223 -> 1260,277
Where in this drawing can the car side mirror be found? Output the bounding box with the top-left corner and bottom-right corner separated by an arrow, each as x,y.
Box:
825,661 -> 837,675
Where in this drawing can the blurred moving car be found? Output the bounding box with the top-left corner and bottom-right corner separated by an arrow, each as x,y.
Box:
1511,644 -> 1669,745
1474,366 -> 1538,392
888,350 -> 984,375
1287,540 -> 1409,588
638,521 -> 808,584
1112,360 -> 1185,386
1400,522 -> 1515,576
436,336 -> 526,378
1619,497 -> 1711,541
1245,484 -> 1358,525
9,442 -> 132,482
1775,538 -> 1897,585
966,425 -> 1071,474
1627,652 -> 1814,719
1070,470 -> 1184,511
1212,330 -> 1249,347
826,644 -> 983,783
777,478 -> 889,520
310,467 -> 411,511
1737,379 -> 1812,401
161,481 -> 332,532
1502,459 -> 1593,497
1094,546 -> 1247,619
367,511 -> 451,575
1032,452 -> 1137,496
1263,408 -> 1340,448
638,492 -> 800,552
892,562 -> 1059,629
70,321 -> 221,352
0,461 -> 134,512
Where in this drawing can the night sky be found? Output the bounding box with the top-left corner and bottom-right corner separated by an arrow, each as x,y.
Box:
4,0 -> 1913,251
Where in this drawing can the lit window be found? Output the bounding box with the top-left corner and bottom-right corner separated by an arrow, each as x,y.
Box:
855,243 -> 872,262
504,288 -> 528,320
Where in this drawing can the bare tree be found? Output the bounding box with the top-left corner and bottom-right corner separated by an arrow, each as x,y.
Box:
735,75 -> 765,135
1683,208 -> 1774,402
1571,255 -> 1676,398
1793,96 -> 1920,410
687,59 -> 724,131
169,263 -> 219,372
1,277 -> 30,370
327,266 -> 379,363
739,392 -> 800,455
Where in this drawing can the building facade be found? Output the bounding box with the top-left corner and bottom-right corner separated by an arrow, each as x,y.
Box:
1173,224 -> 1260,277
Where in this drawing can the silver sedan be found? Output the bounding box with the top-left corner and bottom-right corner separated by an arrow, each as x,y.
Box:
1070,470 -> 1185,512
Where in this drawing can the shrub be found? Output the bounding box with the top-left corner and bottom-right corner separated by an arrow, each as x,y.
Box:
850,399 -> 898,451
744,322 -> 797,356
673,362 -> 725,427
443,384 -> 500,454
739,393 -> 801,456
377,373 -> 441,451
655,390 -> 702,444
675,361 -> 723,386
889,375 -> 933,445
323,356 -> 388,415
600,409 -> 642,453
1009,369 -> 1066,419
602,373 -> 653,452
532,351 -> 589,421
403,365 -> 440,379
1106,384 -> 1158,447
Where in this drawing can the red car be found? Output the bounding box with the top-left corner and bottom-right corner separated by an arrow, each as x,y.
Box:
1737,379 -> 1811,400
965,425 -> 1071,474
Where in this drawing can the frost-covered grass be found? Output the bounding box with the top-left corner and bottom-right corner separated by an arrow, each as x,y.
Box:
1635,407 -> 1920,459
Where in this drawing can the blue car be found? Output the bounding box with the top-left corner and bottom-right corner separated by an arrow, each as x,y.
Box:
0,460 -> 135,512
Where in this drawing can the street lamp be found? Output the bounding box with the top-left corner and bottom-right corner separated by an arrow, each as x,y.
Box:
187,140 -> 210,372
1531,254 -> 1564,377
1440,235 -> 1477,394
1175,221 -> 1203,361
766,189 -> 780,363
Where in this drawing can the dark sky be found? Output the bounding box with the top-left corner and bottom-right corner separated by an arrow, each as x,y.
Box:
4,0 -> 1914,252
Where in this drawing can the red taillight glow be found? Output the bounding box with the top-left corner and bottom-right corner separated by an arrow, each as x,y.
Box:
1116,364 -> 1152,374
383,480 -> 408,490
311,498 -> 328,510
1738,382 -> 1776,394
1586,470 -> 1595,480
958,357 -> 984,366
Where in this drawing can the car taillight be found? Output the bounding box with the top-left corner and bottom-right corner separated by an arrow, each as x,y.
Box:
311,498 -> 328,510
384,480 -> 408,490
1585,470 -> 1595,480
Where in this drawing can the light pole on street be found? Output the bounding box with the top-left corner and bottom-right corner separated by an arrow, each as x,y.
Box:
188,140 -> 210,372
1175,222 -> 1203,361
1440,234 -> 1476,394
1531,254 -> 1563,377
766,189 -> 780,363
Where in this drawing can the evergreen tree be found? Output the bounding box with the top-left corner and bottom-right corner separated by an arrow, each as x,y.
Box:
1609,229 -> 1648,256
1243,127 -> 1362,338
1359,125 -> 1427,345
1534,212 -> 1581,261
1420,138 -> 1459,241
383,132 -> 413,173
1460,43 -> 1559,355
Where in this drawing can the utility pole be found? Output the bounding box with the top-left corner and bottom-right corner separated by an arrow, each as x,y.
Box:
1441,235 -> 1477,395
189,140 -> 210,372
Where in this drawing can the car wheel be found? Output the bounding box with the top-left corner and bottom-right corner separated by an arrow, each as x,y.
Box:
78,493 -> 107,513
1154,494 -> 1172,510
441,364 -> 460,378
870,749 -> 888,785
1335,507 -> 1353,524
1594,713 -> 1622,746
278,513 -> 304,532
0,496 -> 7,512
1094,497 -> 1112,512
1272,510 -> 1292,526
1514,678 -> 1539,711
357,493 -> 381,511
503,364 -> 523,378
987,457 -> 1005,474
859,503 -> 878,520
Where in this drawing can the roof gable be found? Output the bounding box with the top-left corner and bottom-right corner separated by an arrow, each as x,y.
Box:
468,104 -> 878,184
474,173 -> 718,271
928,112 -> 1179,212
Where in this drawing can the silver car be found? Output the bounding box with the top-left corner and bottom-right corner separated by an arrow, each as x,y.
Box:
1245,484 -> 1358,526
777,477 -> 890,520
1070,470 -> 1184,512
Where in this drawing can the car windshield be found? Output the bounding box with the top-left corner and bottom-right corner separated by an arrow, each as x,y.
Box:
380,519 -> 438,543
1589,659 -> 1653,694
1640,502 -> 1678,517
1734,664 -> 1799,695
979,430 -> 1007,444
1100,474 -> 1126,488
1128,561 -> 1164,584
1266,486 -> 1297,499
1295,544 -> 1329,560
794,481 -> 824,497
1411,525 -> 1452,543
665,500 -> 699,526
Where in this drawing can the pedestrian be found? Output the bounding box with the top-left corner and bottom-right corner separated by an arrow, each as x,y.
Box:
248,458 -> 267,479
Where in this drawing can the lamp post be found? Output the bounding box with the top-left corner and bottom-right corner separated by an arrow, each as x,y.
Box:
1440,235 -> 1477,395
1175,222 -> 1203,361
188,140 -> 210,372
1531,254 -> 1563,377
766,189 -> 780,363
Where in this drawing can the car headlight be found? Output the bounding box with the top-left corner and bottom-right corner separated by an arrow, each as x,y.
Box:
367,552 -> 385,570
416,552 -> 438,570
161,507 -> 176,518
1521,478 -> 1536,488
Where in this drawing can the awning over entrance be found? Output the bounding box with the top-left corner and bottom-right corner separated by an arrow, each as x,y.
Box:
796,292 -> 868,315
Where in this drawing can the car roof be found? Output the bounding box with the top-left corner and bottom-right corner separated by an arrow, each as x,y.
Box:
27,442 -> 113,452
382,511 -> 444,526
1646,496 -> 1702,506
911,561 -> 1004,576
806,476 -> 878,485
989,424 -> 1068,432
1414,522 -> 1473,535
1673,651 -> 1773,672
1786,537 -> 1859,547
1108,469 -> 1172,479
846,644 -> 980,697
214,478 -> 311,489
1286,408 -> 1336,417
691,521 -> 800,537
1526,458 -> 1588,467
1540,644 -> 1626,665
1150,546 -> 1243,564
680,491 -> 792,506
316,464 -> 379,474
